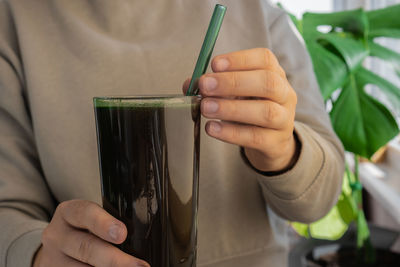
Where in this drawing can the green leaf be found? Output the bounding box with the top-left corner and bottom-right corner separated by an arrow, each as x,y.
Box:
343,166 -> 354,195
356,67 -> 400,111
291,171 -> 357,239
284,2 -> 400,248
330,74 -> 399,158
367,4 -> 400,38
289,14 -> 302,33
356,211 -> 370,248
369,41 -> 400,78
306,41 -> 348,99
369,29 -> 400,39
337,171 -> 358,224
319,33 -> 369,71
302,9 -> 368,39
337,192 -> 358,224
291,222 -> 309,238
309,205 -> 348,240
291,205 -> 350,240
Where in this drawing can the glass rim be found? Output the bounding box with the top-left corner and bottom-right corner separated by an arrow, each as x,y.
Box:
93,94 -> 200,100
93,94 -> 201,108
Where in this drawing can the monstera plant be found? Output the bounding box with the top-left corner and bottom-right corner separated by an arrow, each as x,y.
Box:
280,3 -> 400,264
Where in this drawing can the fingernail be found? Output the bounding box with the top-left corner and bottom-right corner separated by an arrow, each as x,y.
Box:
204,76 -> 218,91
208,121 -> 222,134
217,58 -> 230,71
109,224 -> 121,241
204,100 -> 219,114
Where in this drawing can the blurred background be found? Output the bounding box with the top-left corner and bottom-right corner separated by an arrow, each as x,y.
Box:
270,0 -> 400,265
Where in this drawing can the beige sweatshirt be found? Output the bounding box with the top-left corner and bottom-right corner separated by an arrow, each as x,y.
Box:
0,0 -> 344,266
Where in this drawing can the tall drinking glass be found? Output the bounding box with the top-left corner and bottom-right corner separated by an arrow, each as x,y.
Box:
93,95 -> 201,267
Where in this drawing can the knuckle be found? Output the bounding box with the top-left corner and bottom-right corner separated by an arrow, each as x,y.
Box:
263,103 -> 277,124
231,126 -> 242,140
239,52 -> 248,68
259,48 -> 285,76
76,200 -> 97,227
261,70 -> 270,95
109,255 -> 120,267
90,212 -> 104,234
266,72 -> 285,99
79,199 -> 92,210
251,127 -> 264,146
290,88 -> 298,105
226,100 -> 238,118
261,71 -> 277,97
260,48 -> 273,66
56,199 -> 79,218
277,65 -> 286,78
229,72 -> 239,90
56,201 -> 68,214
271,74 -> 282,92
77,235 -> 96,263
41,227 -> 54,246
110,254 -> 133,267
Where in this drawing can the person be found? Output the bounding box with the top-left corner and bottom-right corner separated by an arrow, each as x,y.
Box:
0,0 -> 344,266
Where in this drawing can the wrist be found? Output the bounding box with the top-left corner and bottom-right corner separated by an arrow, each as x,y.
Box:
244,132 -> 301,175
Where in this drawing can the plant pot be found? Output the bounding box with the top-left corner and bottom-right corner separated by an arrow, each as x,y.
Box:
289,224 -> 400,267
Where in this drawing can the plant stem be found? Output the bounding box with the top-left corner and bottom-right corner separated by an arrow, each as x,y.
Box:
353,154 -> 376,264
354,155 -> 359,181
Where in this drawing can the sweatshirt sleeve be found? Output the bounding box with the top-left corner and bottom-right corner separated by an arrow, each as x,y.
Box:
0,2 -> 55,266
253,8 -> 345,223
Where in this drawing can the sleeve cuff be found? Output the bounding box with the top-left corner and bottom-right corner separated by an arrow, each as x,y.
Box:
6,223 -> 47,267
255,121 -> 326,200
244,121 -> 343,222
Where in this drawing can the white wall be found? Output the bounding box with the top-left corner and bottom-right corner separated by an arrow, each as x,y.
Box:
270,0 -> 332,18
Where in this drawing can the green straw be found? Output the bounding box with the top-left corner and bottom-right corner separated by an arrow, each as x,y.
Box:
186,4 -> 227,96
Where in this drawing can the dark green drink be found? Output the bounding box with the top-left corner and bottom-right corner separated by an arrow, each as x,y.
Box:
94,95 -> 201,267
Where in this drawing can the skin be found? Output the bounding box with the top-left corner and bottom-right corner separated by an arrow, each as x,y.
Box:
33,48 -> 298,267
33,200 -> 150,267
184,48 -> 299,172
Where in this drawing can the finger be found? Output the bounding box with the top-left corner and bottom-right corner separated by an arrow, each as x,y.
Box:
60,254 -> 93,267
38,252 -> 92,267
59,200 -> 127,244
205,120 -> 286,153
182,77 -> 191,95
36,246 -> 91,267
211,48 -> 286,78
201,98 -> 289,129
62,255 -> 92,267
61,229 -> 149,267
199,70 -> 290,104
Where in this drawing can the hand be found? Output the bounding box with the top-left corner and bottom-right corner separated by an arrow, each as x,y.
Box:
33,200 -> 149,267
183,48 -> 298,172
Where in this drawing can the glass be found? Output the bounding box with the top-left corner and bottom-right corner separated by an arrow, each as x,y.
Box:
93,95 -> 201,267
